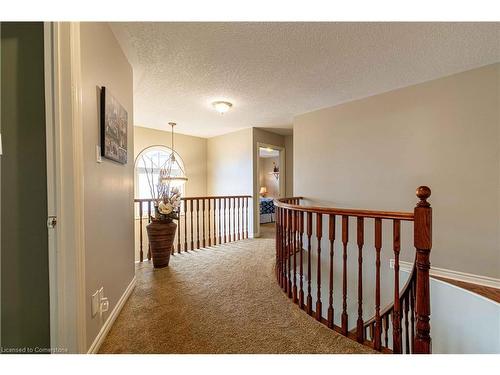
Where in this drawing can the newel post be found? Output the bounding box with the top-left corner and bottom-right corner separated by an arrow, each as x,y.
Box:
413,186 -> 432,354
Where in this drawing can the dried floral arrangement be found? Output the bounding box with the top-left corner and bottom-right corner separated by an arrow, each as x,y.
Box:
140,153 -> 182,221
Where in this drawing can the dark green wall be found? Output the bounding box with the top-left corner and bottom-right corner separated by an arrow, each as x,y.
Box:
1,22 -> 50,351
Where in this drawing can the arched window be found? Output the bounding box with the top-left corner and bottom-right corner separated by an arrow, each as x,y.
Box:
134,146 -> 186,201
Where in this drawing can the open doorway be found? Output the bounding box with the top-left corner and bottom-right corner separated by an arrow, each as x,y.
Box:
256,143 -> 285,238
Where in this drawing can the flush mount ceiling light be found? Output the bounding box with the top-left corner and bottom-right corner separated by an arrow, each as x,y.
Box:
212,101 -> 233,115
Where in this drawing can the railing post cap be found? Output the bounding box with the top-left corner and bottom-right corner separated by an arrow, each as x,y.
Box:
416,186 -> 431,207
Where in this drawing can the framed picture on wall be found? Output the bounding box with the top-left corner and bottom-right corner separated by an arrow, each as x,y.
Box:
100,86 -> 128,164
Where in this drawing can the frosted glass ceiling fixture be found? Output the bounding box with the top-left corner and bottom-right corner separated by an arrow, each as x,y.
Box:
212,101 -> 233,115
161,122 -> 188,184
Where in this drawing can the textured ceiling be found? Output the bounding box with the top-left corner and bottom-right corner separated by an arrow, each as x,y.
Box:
110,22 -> 500,138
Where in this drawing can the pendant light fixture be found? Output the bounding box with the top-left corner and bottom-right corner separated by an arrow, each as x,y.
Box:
161,122 -> 188,184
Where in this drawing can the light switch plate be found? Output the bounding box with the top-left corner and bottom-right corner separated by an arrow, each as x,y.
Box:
96,145 -> 102,163
91,290 -> 99,317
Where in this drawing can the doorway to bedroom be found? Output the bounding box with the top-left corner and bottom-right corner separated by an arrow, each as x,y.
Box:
257,144 -> 285,238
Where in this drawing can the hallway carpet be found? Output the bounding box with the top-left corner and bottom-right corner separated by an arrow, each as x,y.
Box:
99,229 -> 374,354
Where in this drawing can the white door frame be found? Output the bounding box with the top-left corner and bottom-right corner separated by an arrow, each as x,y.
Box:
44,22 -> 87,353
255,142 -> 285,237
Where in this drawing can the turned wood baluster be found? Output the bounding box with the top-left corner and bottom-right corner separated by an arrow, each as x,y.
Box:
184,199 -> 188,251
139,203 -> 144,262
357,217 -> 364,343
404,294 -> 410,354
275,207 -> 279,282
374,218 -> 382,351
147,201 -> 152,260
341,215 -> 349,335
218,198 -> 222,244
190,200 -> 194,250
393,219 -> 402,353
223,198 -> 227,244
196,199 -> 201,249
384,314 -> 389,348
414,186 -> 432,354
243,197 -> 246,239
281,208 -> 285,283
279,207 -> 284,288
281,208 -> 288,292
236,197 -> 239,240
235,197 -> 238,240
237,197 -> 241,241
213,198 -> 217,245
245,197 -> 249,239
233,198 -> 238,241
287,209 -> 292,298
410,282 -> 415,354
208,199 -> 211,247
315,213 -> 323,321
327,214 -> 335,328
176,211 -> 180,255
232,197 -> 236,241
202,199 -> 206,248
306,212 -> 313,315
298,211 -> 305,309
285,209 -> 290,293
275,209 -> 281,286
292,210 -> 298,303
227,197 -> 231,243
229,198 -> 233,243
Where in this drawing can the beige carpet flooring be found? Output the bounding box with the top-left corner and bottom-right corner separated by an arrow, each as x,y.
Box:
99,224 -> 373,354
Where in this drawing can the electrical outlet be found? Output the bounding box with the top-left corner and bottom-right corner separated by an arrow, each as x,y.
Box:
91,290 -> 99,317
100,297 -> 109,314
98,287 -> 109,316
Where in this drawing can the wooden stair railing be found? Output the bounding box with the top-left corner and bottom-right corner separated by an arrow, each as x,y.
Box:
274,187 -> 432,354
135,195 -> 251,261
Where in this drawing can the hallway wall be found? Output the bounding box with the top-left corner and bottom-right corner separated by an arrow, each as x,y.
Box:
207,127 -> 290,237
207,128 -> 254,234
80,22 -> 135,350
294,63 -> 500,279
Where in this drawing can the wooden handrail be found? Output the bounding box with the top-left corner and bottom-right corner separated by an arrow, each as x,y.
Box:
274,197 -> 415,221
134,195 -> 251,202
135,195 -> 251,261
274,187 -> 432,354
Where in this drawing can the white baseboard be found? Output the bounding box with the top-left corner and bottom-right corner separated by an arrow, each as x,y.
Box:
87,276 -> 136,354
390,259 -> 500,289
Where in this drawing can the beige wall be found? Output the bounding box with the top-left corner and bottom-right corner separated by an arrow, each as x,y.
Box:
285,134 -> 294,196
134,126 -> 207,197
294,63 -> 500,278
207,128 -> 253,233
206,127 -> 293,236
80,22 -> 135,350
259,156 -> 280,198
207,127 -> 253,196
